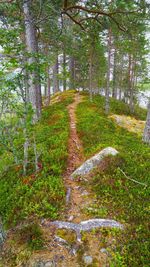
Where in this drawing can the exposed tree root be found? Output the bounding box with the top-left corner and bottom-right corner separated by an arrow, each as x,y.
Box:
44,219 -> 124,242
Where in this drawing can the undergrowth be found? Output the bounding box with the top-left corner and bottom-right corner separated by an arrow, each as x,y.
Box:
77,94 -> 150,266
0,93 -> 73,227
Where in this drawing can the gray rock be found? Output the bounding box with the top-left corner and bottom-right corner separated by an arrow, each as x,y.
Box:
54,235 -> 69,246
45,262 -> 54,267
82,255 -> 93,265
32,260 -> 56,267
71,147 -> 118,178
70,247 -> 77,256
100,248 -> 108,255
69,244 -> 80,256
68,215 -> 74,221
33,262 -> 45,267
81,190 -> 89,196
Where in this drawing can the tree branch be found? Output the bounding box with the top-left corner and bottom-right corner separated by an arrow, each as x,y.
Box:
64,5 -> 140,16
62,4 -> 141,32
62,11 -> 85,31
79,16 -> 103,28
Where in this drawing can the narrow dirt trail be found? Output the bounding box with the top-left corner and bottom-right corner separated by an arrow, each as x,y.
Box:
63,93 -> 92,223
65,93 -> 84,176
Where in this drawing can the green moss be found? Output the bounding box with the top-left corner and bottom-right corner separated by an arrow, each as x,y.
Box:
83,203 -> 108,218
56,229 -> 77,244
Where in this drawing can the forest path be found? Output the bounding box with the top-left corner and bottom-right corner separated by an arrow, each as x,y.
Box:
63,93 -> 93,223
65,93 -> 84,177
30,93 -> 122,266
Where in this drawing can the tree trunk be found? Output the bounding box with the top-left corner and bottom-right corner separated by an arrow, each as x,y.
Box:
33,135 -> 39,172
23,0 -> 42,122
44,44 -> 51,105
53,54 -> 59,94
128,54 -> 134,112
143,100 -> 150,144
63,49 -> 67,91
105,28 -> 112,114
112,47 -> 117,99
23,128 -> 29,176
118,57 -> 124,101
89,46 -> 93,101
69,56 -> 75,89
45,65 -> 51,106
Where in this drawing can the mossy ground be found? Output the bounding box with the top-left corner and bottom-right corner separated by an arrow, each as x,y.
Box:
76,93 -> 150,266
0,91 -> 149,267
0,91 -> 74,227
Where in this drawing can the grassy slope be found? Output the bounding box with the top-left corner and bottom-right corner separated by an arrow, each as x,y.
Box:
76,94 -> 150,266
0,92 -> 74,227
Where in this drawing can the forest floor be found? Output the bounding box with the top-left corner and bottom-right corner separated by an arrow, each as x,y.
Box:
27,93 -> 111,266
1,91 -> 149,267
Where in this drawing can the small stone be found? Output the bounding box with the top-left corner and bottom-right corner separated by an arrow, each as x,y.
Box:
54,235 -> 68,245
70,244 -> 80,256
40,218 -> 45,225
69,243 -> 80,256
82,255 -> 93,265
68,215 -> 74,221
33,261 -> 45,267
100,248 -> 108,255
70,247 -> 77,256
81,190 -> 89,196
75,186 -> 81,190
60,255 -> 65,260
45,262 -> 54,267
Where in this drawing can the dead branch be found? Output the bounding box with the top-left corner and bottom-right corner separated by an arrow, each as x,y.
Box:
118,167 -> 147,187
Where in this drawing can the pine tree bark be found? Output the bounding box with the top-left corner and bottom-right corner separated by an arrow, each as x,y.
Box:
127,54 -> 134,112
129,54 -> 134,113
143,100 -> 150,144
112,47 -> 117,99
118,57 -> 123,101
89,46 -> 93,101
45,65 -> 51,106
44,44 -> 51,105
69,56 -> 75,89
63,49 -> 67,91
105,28 -> 112,114
53,53 -> 59,94
23,0 -> 42,122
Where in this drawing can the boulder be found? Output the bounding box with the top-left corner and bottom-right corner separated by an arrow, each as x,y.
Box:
71,147 -> 118,178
